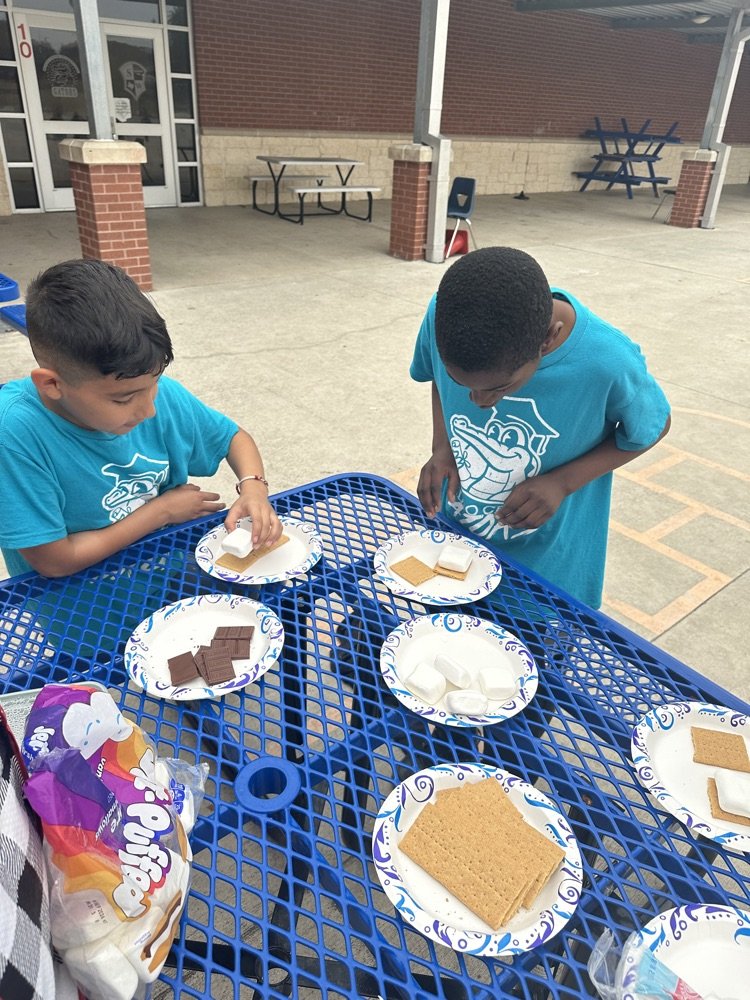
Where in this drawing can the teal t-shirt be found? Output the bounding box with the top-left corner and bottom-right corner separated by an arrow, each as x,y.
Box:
0,375 -> 238,576
410,290 -> 670,607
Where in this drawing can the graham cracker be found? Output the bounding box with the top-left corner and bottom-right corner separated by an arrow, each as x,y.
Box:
433,564 -> 469,581
216,533 -> 290,573
706,777 -> 750,828
691,726 -> 750,774
398,778 -> 564,930
390,555 -> 436,586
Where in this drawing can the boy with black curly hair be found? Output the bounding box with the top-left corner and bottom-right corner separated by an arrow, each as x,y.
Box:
411,246 -> 670,607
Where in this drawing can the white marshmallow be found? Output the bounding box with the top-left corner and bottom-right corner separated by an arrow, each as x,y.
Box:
403,661 -> 446,705
715,769 -> 750,819
445,689 -> 489,716
478,664 -> 517,701
436,544 -> 473,574
221,527 -> 253,558
433,653 -> 473,689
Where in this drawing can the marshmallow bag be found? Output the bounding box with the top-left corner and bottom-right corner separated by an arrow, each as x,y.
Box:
21,683 -> 206,1000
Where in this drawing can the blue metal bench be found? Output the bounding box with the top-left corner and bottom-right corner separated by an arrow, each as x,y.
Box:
0,304 -> 27,334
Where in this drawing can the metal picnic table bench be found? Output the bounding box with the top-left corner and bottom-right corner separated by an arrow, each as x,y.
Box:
575,117 -> 682,199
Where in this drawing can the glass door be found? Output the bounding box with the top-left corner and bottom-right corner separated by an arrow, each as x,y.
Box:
102,23 -> 176,207
13,11 -> 88,210
13,12 -> 177,211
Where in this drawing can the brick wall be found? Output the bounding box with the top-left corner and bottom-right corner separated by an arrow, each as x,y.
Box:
192,0 -> 750,144
669,159 -> 715,227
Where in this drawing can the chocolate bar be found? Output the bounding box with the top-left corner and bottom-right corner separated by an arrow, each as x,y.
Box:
198,645 -> 236,685
211,637 -> 251,659
167,651 -> 200,685
213,626 -> 255,641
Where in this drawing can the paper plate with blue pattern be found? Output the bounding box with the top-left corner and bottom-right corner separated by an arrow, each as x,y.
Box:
372,762 -> 583,956
373,529 -> 502,606
619,904 -> 750,1000
124,594 -> 284,701
195,515 -> 323,585
379,613 -> 538,728
632,701 -> 750,852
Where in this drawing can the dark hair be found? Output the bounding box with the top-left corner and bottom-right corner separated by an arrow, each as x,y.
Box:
435,247 -> 553,373
26,259 -> 173,381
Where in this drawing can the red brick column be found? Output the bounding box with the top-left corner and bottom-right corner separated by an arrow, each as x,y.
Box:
59,139 -> 153,291
388,143 -> 432,261
668,151 -> 716,230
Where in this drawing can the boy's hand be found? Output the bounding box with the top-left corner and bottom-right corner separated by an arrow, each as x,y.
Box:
158,483 -> 225,524
496,474 -> 566,530
417,447 -> 460,519
225,482 -> 282,548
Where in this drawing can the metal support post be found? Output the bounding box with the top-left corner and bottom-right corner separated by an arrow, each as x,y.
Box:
700,11 -> 750,229
414,0 -> 452,263
70,0 -> 114,140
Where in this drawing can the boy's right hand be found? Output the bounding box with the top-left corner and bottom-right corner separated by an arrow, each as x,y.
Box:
157,483 -> 224,525
417,448 -> 460,519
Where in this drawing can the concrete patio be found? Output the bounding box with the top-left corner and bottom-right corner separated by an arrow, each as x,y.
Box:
1,185 -> 748,701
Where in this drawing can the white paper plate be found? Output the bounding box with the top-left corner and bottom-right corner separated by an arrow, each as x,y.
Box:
372,762 -> 582,956
124,594 -> 284,701
373,529 -> 502,606
379,613 -> 538,728
620,904 -> 750,1000
631,701 -> 750,852
195,515 -> 323,585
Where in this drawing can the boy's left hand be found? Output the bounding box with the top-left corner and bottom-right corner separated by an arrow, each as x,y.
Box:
495,474 -> 567,530
225,483 -> 283,548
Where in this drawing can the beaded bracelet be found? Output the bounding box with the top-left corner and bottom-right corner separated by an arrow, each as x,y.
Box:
235,474 -> 269,494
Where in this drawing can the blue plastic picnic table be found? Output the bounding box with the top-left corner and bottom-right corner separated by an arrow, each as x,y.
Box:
1,472 -> 748,999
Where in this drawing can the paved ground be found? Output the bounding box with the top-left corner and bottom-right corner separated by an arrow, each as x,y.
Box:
1,186 -> 748,702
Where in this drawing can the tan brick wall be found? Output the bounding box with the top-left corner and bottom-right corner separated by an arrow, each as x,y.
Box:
0,145 -> 12,217
201,131 -> 750,207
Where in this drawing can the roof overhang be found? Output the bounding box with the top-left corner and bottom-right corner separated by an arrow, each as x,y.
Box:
514,0 -> 750,43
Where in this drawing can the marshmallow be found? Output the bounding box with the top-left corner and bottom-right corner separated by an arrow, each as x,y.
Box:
221,526 -> 253,558
715,769 -> 750,819
433,653 -> 473,689
62,937 -> 139,1000
403,661 -> 446,705
445,689 -> 489,716
436,544 -> 473,574
478,664 -> 517,701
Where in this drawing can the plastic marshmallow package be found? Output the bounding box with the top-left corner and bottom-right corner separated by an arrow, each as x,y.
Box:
22,683 -> 207,1000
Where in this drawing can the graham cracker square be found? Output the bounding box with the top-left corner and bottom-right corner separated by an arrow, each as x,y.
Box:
398,778 -> 564,930
433,564 -> 469,581
216,533 -> 290,573
691,726 -> 750,773
390,556 -> 436,586
706,777 -> 750,828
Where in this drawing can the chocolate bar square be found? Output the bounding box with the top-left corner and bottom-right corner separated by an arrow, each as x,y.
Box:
167,651 -> 200,685
210,636 -> 252,659
200,646 -> 236,685
213,626 -> 255,642
193,645 -> 213,682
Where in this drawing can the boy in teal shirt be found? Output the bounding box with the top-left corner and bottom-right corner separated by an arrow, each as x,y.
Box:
0,259 -> 280,577
411,247 -> 671,607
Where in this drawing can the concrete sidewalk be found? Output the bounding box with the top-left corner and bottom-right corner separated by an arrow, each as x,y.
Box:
1,186 -> 748,701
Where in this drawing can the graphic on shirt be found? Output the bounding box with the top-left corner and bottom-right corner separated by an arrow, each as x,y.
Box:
449,399 -> 559,540
101,453 -> 170,522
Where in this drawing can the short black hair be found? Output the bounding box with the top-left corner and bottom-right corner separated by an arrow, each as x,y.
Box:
435,247 -> 553,373
26,259 -> 173,381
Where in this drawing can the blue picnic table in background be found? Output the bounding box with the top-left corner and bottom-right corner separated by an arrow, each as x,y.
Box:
575,117 -> 682,199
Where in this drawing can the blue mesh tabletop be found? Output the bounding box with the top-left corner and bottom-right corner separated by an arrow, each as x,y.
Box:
1,473 -> 748,999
